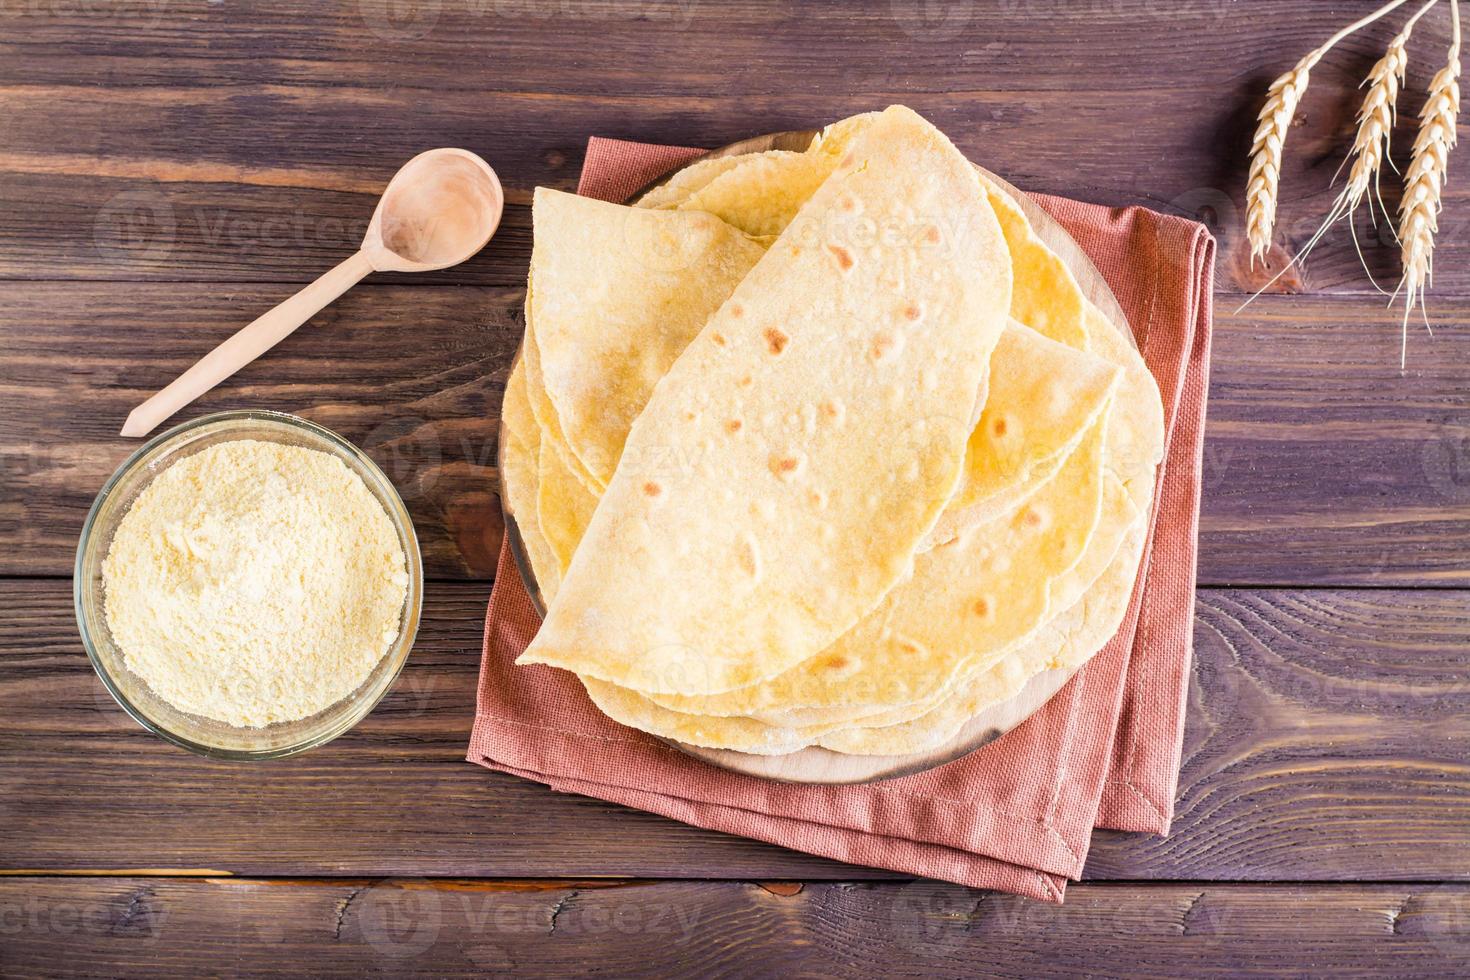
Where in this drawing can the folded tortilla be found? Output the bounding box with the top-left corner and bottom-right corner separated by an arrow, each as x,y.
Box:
505,107 -> 1166,755
581,430 -> 1131,752
500,361 -> 562,604
639,410 -> 1110,720
518,105 -> 1013,695
528,189 -> 767,487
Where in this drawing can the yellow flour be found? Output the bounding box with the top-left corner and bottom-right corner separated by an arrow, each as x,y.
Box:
102,439 -> 409,728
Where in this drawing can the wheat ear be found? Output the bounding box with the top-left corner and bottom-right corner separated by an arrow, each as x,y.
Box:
1247,56 -> 1317,265
1271,0 -> 1443,298
1247,0 -> 1417,268
1345,1 -> 1438,221
1397,0 -> 1461,366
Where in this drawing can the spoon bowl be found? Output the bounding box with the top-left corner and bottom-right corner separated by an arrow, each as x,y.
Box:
364,148 -> 505,272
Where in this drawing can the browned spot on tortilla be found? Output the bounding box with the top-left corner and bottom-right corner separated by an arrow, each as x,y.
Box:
824,655 -> 850,672
903,303 -> 921,321
924,225 -> 941,244
769,451 -> 807,483
992,416 -> 1008,437
839,195 -> 856,211
763,326 -> 789,356
725,418 -> 742,434
738,374 -> 753,387
736,538 -> 760,578
730,303 -> 744,318
897,639 -> 921,655
1023,509 -> 1044,527
826,243 -> 854,271
642,481 -> 662,497
973,597 -> 991,617
711,332 -> 727,347
869,332 -> 898,363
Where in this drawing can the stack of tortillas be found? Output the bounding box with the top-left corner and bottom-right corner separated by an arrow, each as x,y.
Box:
502,106 -> 1164,758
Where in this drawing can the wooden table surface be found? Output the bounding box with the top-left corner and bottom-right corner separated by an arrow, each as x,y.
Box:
4,1 -> 1469,975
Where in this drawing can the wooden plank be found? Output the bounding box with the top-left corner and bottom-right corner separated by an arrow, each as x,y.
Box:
0,0 -> 1405,95
5,580 -> 1468,881
0,282 -> 520,581
0,1 -> 1465,294
1088,588 -> 1470,880
1198,293 -> 1470,587
4,285 -> 1467,584
1,877 -> 1468,976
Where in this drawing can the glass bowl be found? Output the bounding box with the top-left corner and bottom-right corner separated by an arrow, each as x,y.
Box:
74,410 -> 424,760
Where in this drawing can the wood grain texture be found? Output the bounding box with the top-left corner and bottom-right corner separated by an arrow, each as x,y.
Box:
2,877 -> 1468,977
0,1 -> 1464,295
6,580 -> 1468,881
5,286 -> 1467,584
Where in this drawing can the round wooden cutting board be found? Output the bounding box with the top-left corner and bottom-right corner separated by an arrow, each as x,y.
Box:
501,131 -> 1139,784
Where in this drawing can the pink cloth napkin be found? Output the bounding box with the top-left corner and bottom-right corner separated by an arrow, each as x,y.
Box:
467,136 -> 1215,901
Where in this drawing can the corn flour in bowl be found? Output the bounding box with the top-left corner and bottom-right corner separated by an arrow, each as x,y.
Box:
75,411 -> 423,759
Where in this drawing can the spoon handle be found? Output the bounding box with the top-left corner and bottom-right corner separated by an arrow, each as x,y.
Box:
121,250 -> 376,438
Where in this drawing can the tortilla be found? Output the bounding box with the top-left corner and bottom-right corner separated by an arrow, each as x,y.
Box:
500,361 -> 562,603
676,150 -> 843,238
515,106 -> 1167,759
520,315 -> 604,495
635,152 -> 772,210
528,189 -> 767,487
582,457 -> 1136,753
518,105 -> 1013,695
816,511 -> 1146,755
974,172 -> 1089,349
631,113 -> 877,219
641,413 -> 1109,722
924,321 -> 1119,548
536,431 -> 600,575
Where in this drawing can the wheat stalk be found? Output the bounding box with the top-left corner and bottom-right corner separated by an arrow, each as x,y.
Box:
1344,4 -> 1434,219
1247,0 -> 1417,268
1397,0 -> 1461,366
1246,55 -> 1318,265
1270,0 -> 1442,298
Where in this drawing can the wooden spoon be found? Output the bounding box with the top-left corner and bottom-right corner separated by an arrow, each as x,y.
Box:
120,148 -> 504,438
